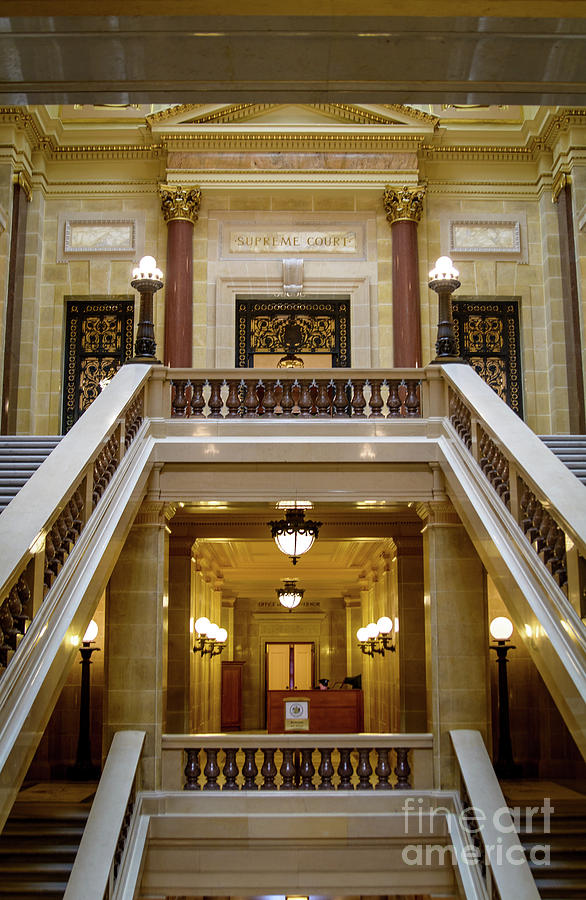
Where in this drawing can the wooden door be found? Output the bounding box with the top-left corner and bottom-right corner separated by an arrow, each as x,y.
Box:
267,643 -> 291,690
293,643 -> 313,689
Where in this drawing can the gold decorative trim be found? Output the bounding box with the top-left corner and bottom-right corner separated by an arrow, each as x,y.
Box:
552,171 -> 571,204
159,184 -> 202,224
383,184 -> 426,224
147,103 -> 205,124
13,169 -> 32,201
383,104 -> 439,126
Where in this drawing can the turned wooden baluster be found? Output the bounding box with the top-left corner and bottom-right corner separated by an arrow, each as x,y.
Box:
261,748 -> 278,790
0,597 -> 16,650
243,380 -> 259,417
375,748 -> 392,790
532,503 -> 546,550
315,381 -> 331,417
337,747 -> 354,789
190,381 -> 206,417
540,514 -> 557,564
394,747 -> 411,789
299,748 -> 316,789
387,380 -> 402,417
172,380 -> 189,417
184,748 -> 201,790
368,379 -> 384,417
298,381 -> 313,417
222,747 -> 239,790
242,747 -> 259,789
356,748 -> 373,789
8,585 -> 25,637
203,748 -> 221,790
0,621 -> 9,667
522,492 -> 537,539
16,579 -> 32,622
208,380 -> 224,418
350,380 -> 366,417
318,748 -> 334,790
332,380 -> 348,417
263,381 -> 277,418
280,747 -> 296,789
405,380 -> 420,417
225,380 -> 242,417
280,380 -> 294,416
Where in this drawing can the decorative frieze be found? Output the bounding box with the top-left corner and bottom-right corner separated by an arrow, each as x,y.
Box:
159,184 -> 202,224
383,184 -> 426,225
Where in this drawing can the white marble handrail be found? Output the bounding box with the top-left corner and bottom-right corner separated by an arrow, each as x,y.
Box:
64,730 -> 146,900
450,729 -> 540,900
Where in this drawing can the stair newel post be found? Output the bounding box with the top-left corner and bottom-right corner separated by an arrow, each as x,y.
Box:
184,748 -> 201,790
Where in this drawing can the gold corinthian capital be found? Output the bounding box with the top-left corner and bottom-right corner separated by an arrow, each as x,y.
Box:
383,184 -> 426,225
159,184 -> 202,224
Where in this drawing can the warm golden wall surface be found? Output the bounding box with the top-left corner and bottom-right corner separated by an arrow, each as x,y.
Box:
1,105 -> 584,436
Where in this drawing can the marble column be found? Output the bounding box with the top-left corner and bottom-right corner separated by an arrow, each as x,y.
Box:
383,184 -> 426,368
105,501 -> 172,789
159,184 -> 202,368
418,501 -> 490,789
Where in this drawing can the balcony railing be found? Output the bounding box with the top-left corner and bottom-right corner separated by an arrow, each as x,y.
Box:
161,733 -> 434,791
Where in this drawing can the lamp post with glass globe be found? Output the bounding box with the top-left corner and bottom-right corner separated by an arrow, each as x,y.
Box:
128,255 -> 164,363
428,255 -> 466,364
69,620 -> 101,781
490,616 -> 522,779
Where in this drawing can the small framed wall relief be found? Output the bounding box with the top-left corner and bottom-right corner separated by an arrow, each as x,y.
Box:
441,213 -> 527,263
57,212 -> 145,263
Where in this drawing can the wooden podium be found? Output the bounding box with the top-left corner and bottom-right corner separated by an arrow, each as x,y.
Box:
267,689 -> 363,733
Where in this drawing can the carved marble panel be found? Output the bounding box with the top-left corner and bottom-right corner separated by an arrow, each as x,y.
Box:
57,212 -> 145,263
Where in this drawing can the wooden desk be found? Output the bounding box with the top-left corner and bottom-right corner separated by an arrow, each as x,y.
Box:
267,689 -> 363,733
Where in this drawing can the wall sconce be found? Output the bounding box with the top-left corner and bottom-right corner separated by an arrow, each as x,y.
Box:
269,506 -> 322,565
277,579 -> 304,610
489,616 -> 521,778
193,616 -> 228,657
356,616 -> 396,656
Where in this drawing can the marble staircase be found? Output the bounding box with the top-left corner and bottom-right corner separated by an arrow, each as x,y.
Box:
539,436 -> 586,487
0,437 -> 62,513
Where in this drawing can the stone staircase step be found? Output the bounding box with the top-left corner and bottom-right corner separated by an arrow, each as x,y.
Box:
539,435 -> 586,486
0,881 -> 68,899
0,436 -> 61,512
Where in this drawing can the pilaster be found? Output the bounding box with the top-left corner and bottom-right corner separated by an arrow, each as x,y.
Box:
418,501 -> 490,789
105,500 -> 170,789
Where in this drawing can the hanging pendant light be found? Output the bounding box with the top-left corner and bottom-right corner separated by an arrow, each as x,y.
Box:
277,579 -> 304,610
269,507 -> 322,565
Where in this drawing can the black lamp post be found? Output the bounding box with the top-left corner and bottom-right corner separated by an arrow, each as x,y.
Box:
490,616 -> 522,779
428,255 -> 466,364
128,255 -> 163,364
69,620 -> 101,781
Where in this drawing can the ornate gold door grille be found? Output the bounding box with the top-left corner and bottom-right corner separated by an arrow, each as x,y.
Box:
452,296 -> 523,418
236,297 -> 350,368
62,297 -> 134,433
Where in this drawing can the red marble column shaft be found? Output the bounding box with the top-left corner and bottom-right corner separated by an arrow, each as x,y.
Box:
164,218 -> 193,368
391,219 -> 422,368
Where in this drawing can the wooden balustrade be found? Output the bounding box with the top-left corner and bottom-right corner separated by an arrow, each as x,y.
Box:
169,374 -> 422,419
164,735 -> 434,791
0,387 -> 146,679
